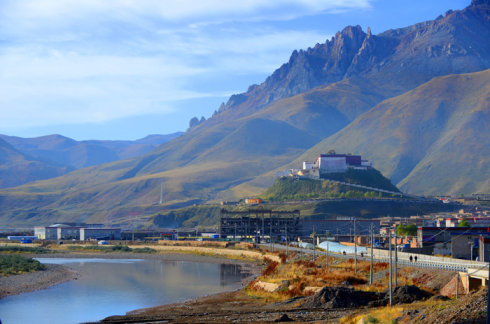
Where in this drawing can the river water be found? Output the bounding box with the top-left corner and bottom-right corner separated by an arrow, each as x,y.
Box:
0,258 -> 248,324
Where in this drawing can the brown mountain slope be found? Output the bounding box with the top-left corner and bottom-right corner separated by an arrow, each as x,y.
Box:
207,1 -> 490,125
1,1 -> 489,224
284,69 -> 490,195
0,138 -> 71,188
0,133 -> 183,170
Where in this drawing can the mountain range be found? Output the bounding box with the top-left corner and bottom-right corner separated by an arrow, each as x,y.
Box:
1,0 -> 489,226
0,133 -> 182,188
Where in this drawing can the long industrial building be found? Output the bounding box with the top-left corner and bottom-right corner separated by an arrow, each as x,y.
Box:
34,224 -> 121,241
219,209 -> 301,241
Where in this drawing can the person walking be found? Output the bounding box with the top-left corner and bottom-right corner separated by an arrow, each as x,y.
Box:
409,255 -> 413,263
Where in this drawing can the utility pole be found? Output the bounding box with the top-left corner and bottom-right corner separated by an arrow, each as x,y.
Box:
270,213 -> 273,252
354,219 -> 357,273
313,234 -> 316,260
161,183 -> 164,204
456,272 -> 459,300
234,222 -> 237,241
487,263 -> 490,324
262,213 -> 265,244
326,241 -> 329,268
389,232 -> 393,307
285,222 -> 289,258
394,233 -> 398,288
370,224 -> 374,285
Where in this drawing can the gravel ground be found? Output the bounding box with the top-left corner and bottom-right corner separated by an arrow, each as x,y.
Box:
0,263 -> 78,299
98,290 -> 357,323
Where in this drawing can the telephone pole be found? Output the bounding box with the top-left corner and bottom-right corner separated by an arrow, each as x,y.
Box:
159,182 -> 164,204
487,263 -> 490,324
269,213 -> 273,252
285,222 -> 289,258
326,241 -> 329,268
394,233 -> 398,288
370,224 -> 374,285
456,272 -> 459,300
354,219 -> 357,273
389,232 -> 393,307
313,234 -> 316,260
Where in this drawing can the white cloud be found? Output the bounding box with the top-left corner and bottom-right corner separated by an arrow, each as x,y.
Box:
0,0 -> 371,134
2,0 -> 371,24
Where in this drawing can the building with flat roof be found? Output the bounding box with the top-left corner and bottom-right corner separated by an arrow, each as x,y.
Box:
80,228 -> 121,241
35,224 -> 121,241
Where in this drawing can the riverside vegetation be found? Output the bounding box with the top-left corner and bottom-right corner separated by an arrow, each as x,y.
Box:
0,254 -> 46,276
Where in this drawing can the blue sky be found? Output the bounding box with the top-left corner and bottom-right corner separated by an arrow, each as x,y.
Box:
0,0 -> 469,140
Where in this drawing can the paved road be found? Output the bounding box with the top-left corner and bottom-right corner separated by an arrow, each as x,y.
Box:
261,243 -> 488,273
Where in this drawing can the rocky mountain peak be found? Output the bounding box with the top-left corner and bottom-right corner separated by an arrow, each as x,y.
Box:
471,0 -> 490,6
214,1 -> 490,119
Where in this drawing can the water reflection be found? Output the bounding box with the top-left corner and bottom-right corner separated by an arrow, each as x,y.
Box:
0,258 -> 247,324
220,263 -> 246,286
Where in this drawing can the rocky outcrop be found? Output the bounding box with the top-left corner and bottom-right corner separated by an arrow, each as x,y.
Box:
216,2 -> 490,117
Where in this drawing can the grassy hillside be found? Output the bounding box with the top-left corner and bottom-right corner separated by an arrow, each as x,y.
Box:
2,70 -> 488,224
0,3 -> 489,225
261,171 -> 398,201
321,169 -> 400,192
262,69 -> 490,196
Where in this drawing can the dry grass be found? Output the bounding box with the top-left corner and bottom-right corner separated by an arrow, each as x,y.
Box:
245,256 -> 392,301
340,305 -> 404,324
339,297 -> 448,323
262,260 -> 279,276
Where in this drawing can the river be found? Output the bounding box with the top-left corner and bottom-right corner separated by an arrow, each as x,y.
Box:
0,257 -> 248,324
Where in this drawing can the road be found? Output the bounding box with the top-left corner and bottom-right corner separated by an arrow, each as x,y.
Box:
260,243 -> 488,273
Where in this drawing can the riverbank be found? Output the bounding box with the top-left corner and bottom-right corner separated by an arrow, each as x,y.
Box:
0,263 -> 78,299
100,289 -> 356,323
97,250 -> 486,324
0,249 -> 262,300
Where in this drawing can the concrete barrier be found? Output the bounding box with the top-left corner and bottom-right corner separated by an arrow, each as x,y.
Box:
367,247 -> 488,271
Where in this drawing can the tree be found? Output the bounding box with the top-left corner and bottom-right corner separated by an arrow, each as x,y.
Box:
458,218 -> 469,227
396,224 -> 417,236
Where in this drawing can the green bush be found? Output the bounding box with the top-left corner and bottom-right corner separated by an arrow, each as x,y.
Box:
0,254 -> 46,276
396,224 -> 417,236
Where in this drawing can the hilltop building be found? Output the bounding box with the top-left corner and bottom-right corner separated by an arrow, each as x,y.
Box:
278,150 -> 372,179
310,151 -> 371,174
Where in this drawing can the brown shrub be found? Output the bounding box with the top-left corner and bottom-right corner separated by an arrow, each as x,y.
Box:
285,277 -> 309,297
262,261 -> 279,276
294,260 -> 316,268
319,270 -> 367,286
279,252 -> 287,264
263,256 -> 274,264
